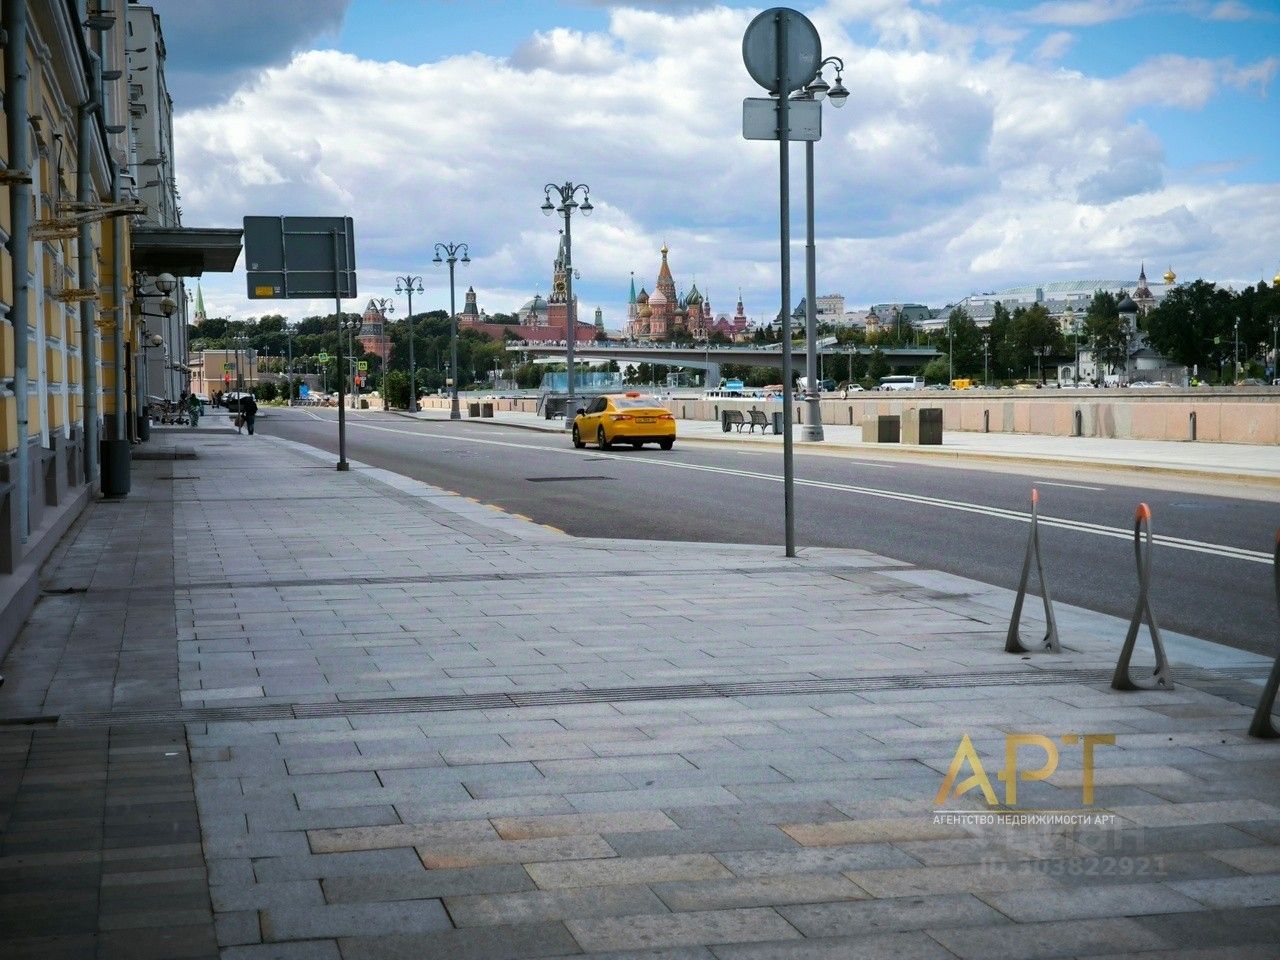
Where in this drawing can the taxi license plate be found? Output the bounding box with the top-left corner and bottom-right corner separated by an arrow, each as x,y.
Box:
637,417 -> 655,424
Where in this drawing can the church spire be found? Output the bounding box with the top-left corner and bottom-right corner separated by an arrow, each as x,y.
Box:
194,281 -> 207,324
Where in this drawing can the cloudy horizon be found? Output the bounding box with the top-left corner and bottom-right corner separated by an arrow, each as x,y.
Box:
156,0 -> 1280,326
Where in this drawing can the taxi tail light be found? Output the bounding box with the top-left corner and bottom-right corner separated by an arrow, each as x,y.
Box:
609,414 -> 633,421
658,412 -> 674,420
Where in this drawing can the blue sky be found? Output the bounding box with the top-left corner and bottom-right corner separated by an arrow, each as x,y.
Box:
163,0 -> 1280,324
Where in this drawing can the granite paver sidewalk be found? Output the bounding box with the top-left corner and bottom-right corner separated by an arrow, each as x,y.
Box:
2,426 -> 1279,959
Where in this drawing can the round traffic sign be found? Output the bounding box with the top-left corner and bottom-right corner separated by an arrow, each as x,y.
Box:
742,7 -> 821,96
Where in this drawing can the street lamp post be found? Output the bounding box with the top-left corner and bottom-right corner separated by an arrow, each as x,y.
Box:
395,275 -> 424,411
982,333 -> 990,387
340,314 -> 362,417
542,182 -> 593,428
1234,317 -> 1240,383
795,58 -> 848,442
947,315 -> 954,386
432,243 -> 470,420
369,296 -> 394,403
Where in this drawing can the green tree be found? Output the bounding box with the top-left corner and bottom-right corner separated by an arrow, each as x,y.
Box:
382,369 -> 409,408
1144,280 -> 1234,377
921,356 -> 950,384
986,302 -> 1013,380
944,308 -> 984,378
867,348 -> 889,382
1082,290 -> 1127,378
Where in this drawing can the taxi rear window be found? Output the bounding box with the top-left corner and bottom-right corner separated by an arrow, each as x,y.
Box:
613,396 -> 662,409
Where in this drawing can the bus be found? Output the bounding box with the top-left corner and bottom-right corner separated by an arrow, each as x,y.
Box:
878,375 -> 925,391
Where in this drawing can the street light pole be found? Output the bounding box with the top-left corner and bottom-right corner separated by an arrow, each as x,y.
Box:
796,57 -> 848,443
982,333 -> 990,387
542,182 -> 594,428
1234,317 -> 1240,383
395,275 -> 424,411
433,243 -> 470,420
947,315 -> 954,386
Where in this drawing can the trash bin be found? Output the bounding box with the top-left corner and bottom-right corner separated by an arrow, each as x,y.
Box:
467,401 -> 481,417
861,415 -> 900,443
100,438 -> 130,498
771,411 -> 784,435
721,410 -> 732,432
481,402 -> 494,418
918,407 -> 943,444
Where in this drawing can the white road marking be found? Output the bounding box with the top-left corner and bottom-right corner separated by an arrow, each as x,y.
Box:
1035,480 -> 1106,492
300,416 -> 1271,565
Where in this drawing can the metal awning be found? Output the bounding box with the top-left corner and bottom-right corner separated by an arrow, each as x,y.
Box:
131,226 -> 243,276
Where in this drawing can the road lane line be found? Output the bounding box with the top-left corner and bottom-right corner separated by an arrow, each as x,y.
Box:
1036,480 -> 1106,492
311,419 -> 1273,565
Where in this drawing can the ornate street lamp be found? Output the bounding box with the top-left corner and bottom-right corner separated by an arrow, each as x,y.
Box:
542,182 -> 593,428
793,57 -> 848,441
433,243 -> 471,420
395,275 -> 424,411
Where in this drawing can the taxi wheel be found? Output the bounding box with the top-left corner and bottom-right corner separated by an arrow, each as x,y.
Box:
659,439 -> 674,450
571,425 -> 585,448
597,427 -> 612,450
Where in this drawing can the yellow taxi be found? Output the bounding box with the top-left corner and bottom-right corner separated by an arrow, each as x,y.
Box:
572,392 -> 676,450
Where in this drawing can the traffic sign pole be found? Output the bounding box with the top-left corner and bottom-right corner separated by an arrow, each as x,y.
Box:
334,228 -> 349,471
777,10 -> 796,558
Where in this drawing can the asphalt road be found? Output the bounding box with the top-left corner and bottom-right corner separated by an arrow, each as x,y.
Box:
258,408 -> 1277,656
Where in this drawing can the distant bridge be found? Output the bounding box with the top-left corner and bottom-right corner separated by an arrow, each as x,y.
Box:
505,342 -> 941,386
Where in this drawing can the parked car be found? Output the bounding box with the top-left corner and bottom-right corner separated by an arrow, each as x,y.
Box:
572,392 -> 675,450
221,391 -> 256,412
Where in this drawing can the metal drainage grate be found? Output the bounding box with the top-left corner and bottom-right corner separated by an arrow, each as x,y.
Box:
525,476 -> 615,483
41,667 -> 1120,728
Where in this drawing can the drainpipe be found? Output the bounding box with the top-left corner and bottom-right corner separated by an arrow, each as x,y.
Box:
4,0 -> 32,540
111,168 -> 125,440
78,49 -> 102,488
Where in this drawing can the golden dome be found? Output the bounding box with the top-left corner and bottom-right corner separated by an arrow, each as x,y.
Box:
639,302 -> 652,319
1273,265 -> 1280,286
1163,266 -> 1176,284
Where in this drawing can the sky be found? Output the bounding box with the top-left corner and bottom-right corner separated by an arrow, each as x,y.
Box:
156,0 -> 1280,327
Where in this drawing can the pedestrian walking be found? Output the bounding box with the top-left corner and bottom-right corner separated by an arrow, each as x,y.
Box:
242,394 -> 258,435
187,392 -> 201,428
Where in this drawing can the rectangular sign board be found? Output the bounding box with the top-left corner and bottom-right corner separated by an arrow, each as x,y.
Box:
742,98 -> 822,142
244,216 -> 357,300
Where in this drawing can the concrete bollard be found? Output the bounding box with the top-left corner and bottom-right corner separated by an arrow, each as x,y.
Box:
1189,411 -> 1197,442
1247,530 -> 1280,738
1074,410 -> 1083,437
1111,503 -> 1173,691
1006,488 -> 1061,654
983,409 -> 990,433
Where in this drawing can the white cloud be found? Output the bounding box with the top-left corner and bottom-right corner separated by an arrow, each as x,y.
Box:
175,2 -> 1280,323
1034,31 -> 1076,62
1023,0 -> 1145,27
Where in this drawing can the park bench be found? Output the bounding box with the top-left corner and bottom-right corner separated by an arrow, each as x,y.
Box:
723,409 -> 747,432
747,408 -> 774,434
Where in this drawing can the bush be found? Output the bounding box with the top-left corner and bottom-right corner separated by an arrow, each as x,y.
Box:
383,370 -> 409,409
255,381 -> 278,402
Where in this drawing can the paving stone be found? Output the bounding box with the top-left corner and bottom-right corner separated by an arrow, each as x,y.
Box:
653,874 -> 867,912
223,943 -> 342,960
214,909 -> 261,947
528,854 -> 733,889
715,844 -> 920,878
307,819 -> 497,853
416,833 -> 616,869
322,864 -> 536,903
778,892 -> 1003,938
210,879 -> 325,912
708,930 -> 958,960
931,916 -> 1172,959
566,907 -> 801,953
251,848 -> 426,882
259,900 -> 452,941
336,922 -> 581,960
979,880 -> 1204,922
779,818 -> 967,847
604,824 -> 797,858
491,810 -> 677,840
446,883 -> 668,926
1170,874 -> 1280,908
